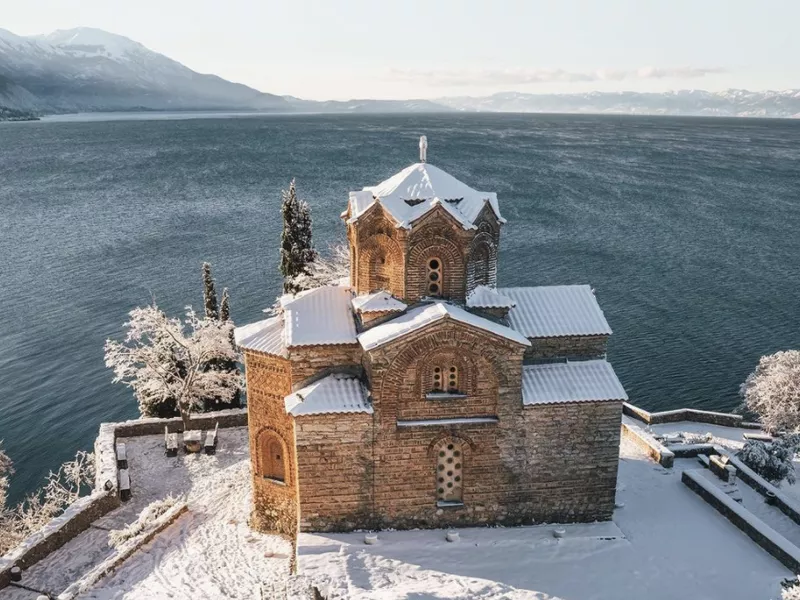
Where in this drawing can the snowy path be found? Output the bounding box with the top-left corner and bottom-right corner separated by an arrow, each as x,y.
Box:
299,438 -> 790,600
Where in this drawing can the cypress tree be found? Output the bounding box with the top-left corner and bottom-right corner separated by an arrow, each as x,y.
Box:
280,179 -> 316,293
202,262 -> 219,320
219,288 -> 231,322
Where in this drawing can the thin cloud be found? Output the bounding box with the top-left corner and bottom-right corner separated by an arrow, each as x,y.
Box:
387,66 -> 726,87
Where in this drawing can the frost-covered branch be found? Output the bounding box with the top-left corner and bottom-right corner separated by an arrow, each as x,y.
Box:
0,450 -> 94,555
288,242 -> 350,292
741,350 -> 800,433
737,434 -> 800,486
105,303 -> 241,428
108,495 -> 183,548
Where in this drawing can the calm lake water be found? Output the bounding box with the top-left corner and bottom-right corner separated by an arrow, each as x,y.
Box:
1,113 -> 799,501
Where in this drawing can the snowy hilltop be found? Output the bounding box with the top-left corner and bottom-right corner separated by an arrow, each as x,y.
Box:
0,27 -> 289,114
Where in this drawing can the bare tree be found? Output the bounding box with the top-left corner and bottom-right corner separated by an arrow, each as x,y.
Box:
0,450 -> 94,555
741,350 -> 800,433
289,242 -> 350,292
105,303 -> 240,430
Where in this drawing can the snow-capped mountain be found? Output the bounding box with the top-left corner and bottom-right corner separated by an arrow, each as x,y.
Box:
0,27 -> 289,113
436,90 -> 800,118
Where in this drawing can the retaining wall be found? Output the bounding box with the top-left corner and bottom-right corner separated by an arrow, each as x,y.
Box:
623,402 -> 760,429
620,420 -> 674,468
682,469 -> 800,571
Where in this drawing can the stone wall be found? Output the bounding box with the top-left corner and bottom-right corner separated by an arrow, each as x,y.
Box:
244,350 -> 298,541
294,413 -> 374,532
523,335 -> 608,362
348,203 -> 407,297
289,344 -> 363,388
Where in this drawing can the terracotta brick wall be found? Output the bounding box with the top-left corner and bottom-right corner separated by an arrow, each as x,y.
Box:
348,204 -> 407,297
466,208 -> 501,295
243,350 -> 298,540
294,413 -> 374,532
524,335 -> 609,362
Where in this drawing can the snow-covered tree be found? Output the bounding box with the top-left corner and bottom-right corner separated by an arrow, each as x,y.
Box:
741,350 -> 800,433
782,577 -> 800,600
280,179 -> 317,293
737,434 -> 800,486
105,303 -> 240,430
202,262 -> 219,320
219,288 -> 231,323
289,242 -> 351,292
0,442 -> 12,511
0,450 -> 94,555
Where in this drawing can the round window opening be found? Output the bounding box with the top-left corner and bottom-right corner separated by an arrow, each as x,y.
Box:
429,283 -> 440,294
429,259 -> 440,270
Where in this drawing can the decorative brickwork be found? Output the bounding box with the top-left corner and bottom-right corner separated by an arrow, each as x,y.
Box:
524,335 -> 609,362
243,350 -> 297,540
347,203 -> 407,297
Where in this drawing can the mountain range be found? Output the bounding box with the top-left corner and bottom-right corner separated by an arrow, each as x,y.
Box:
1,27 -> 799,118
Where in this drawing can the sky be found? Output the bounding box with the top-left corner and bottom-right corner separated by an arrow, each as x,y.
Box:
4,0 -> 800,100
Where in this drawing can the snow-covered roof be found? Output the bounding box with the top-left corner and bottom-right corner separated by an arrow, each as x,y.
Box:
281,285 -> 358,347
499,285 -> 612,338
348,163 -> 504,231
466,285 -> 516,309
284,374 -> 372,417
352,291 -> 408,314
522,360 -> 627,406
233,316 -> 287,357
358,301 -> 530,351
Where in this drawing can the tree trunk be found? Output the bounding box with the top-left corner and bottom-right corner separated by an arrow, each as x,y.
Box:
180,407 -> 192,432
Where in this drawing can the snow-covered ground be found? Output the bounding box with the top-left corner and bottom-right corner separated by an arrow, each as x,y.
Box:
2,420 -> 797,599
298,436 -> 791,600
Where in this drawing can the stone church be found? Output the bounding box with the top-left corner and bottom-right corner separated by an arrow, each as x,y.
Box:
235,139 -> 627,540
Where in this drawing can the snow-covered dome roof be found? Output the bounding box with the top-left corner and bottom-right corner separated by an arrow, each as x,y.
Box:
347,162 -> 504,231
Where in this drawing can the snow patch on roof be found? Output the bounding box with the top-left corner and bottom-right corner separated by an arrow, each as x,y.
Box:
281,286 -> 358,347
349,163 -> 503,230
522,360 -> 627,406
352,291 -> 408,314
284,374 -> 372,416
500,285 -> 612,338
466,285 -> 516,309
234,316 -> 287,357
358,301 -> 530,351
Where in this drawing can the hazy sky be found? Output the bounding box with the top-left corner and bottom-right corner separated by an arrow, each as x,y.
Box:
5,0 -> 799,100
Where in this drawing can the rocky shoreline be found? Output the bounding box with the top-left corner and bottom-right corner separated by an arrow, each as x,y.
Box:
0,107 -> 39,122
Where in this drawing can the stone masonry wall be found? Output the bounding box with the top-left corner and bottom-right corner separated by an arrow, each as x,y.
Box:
294,413 -> 374,532
244,350 -> 298,540
524,335 -> 608,362
348,203 -> 408,297
288,344 -> 363,388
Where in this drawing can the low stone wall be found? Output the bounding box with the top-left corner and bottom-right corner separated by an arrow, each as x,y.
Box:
114,407 -> 248,438
682,469 -> 800,571
0,491 -> 119,589
620,420 -> 674,468
623,402 -> 761,429
57,502 -> 188,600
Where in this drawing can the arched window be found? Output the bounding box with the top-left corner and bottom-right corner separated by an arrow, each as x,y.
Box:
427,258 -> 442,296
436,441 -> 463,504
259,431 -> 286,483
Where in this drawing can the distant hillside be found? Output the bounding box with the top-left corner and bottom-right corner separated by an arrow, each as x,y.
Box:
282,96 -> 450,114
437,90 -> 800,118
0,27 -> 290,113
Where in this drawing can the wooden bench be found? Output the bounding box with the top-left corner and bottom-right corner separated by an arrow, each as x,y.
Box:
204,423 -> 219,455
119,468 -> 131,501
165,426 -> 178,457
116,442 -> 128,469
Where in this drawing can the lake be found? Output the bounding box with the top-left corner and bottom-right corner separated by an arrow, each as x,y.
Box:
1,112 -> 799,501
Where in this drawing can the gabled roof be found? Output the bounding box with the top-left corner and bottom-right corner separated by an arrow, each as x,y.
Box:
466,285 -> 516,309
358,301 -> 530,351
284,374 -> 372,416
234,316 -> 287,357
352,291 -> 408,314
281,285 -> 358,347
522,360 -> 627,406
499,285 -> 612,338
347,163 -> 504,231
